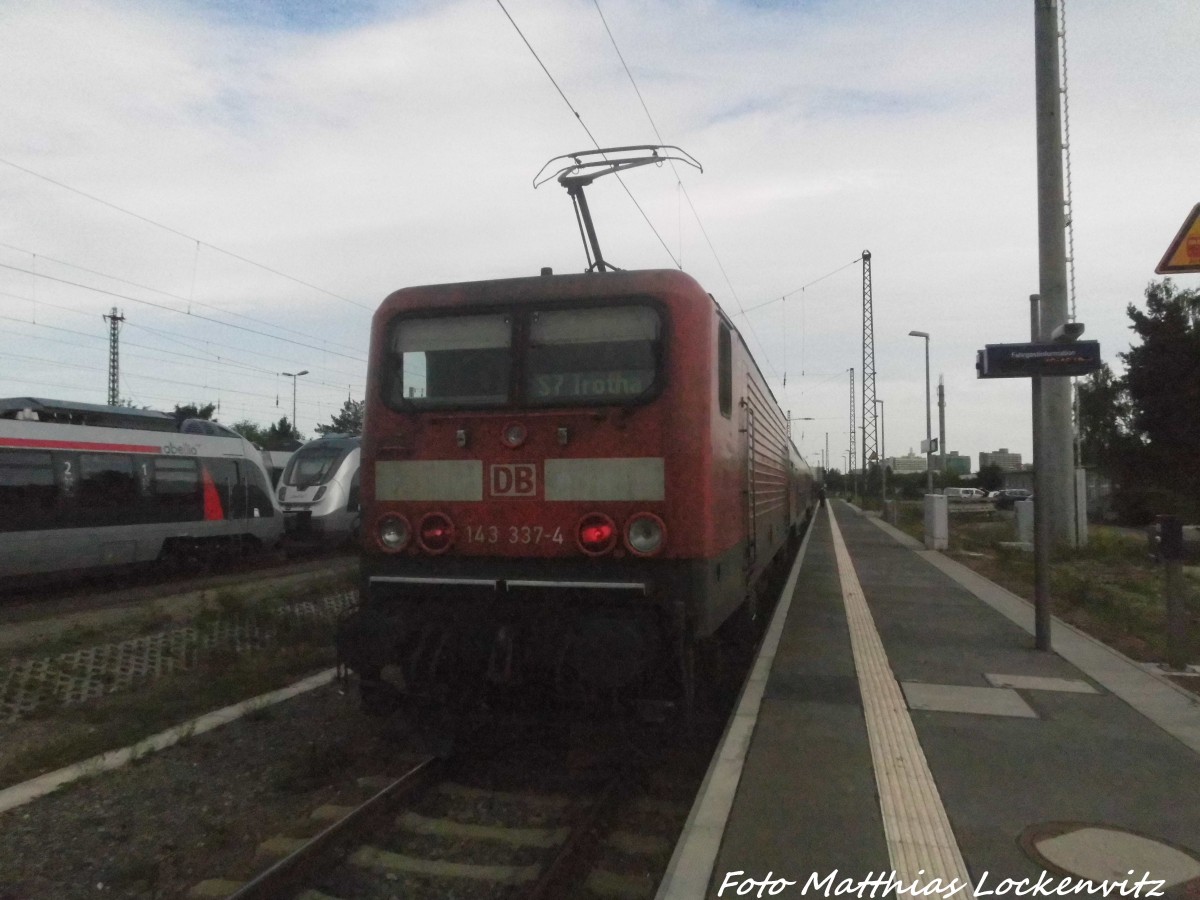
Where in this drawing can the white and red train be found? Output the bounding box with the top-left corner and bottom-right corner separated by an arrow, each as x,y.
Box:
340,267 -> 816,712
0,398 -> 283,584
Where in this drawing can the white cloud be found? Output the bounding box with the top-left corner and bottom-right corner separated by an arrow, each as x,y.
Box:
0,0 -> 1196,455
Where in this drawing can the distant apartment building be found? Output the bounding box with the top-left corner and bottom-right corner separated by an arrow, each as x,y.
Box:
978,448 -> 1023,472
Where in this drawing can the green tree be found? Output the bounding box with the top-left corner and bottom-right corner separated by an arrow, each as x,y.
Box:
1076,363 -> 1137,474
172,402 -> 217,426
315,398 -> 364,436
230,419 -> 269,446
262,416 -> 303,450
1118,279 -> 1200,517
975,464 -> 1004,493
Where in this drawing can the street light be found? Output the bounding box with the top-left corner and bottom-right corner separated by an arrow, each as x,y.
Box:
908,331 -> 932,494
280,370 -> 309,435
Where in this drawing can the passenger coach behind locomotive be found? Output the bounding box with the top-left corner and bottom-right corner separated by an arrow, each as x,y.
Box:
341,268 -> 815,711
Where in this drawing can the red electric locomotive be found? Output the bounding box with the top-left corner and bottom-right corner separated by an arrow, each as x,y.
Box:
340,265 -> 815,714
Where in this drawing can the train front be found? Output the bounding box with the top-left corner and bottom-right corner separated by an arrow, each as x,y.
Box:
341,268 -> 715,714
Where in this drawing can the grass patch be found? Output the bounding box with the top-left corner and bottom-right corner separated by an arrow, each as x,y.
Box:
0,638 -> 335,789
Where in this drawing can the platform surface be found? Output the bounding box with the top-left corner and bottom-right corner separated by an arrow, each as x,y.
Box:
658,500 -> 1200,899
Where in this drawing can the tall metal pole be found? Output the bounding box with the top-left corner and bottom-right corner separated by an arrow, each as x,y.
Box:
1035,0 -> 1076,546
848,368 -> 856,501
103,307 -> 124,406
1031,295 -> 1051,650
909,331 -> 932,494
861,251 -> 878,477
281,370 -> 308,436
924,338 -> 932,494
938,375 -> 946,475
876,399 -> 886,505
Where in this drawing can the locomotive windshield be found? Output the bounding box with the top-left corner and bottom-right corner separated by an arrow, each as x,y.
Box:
282,444 -> 351,488
388,304 -> 661,409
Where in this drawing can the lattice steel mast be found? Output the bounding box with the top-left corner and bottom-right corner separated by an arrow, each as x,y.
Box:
103,307 -> 124,406
861,251 -> 878,474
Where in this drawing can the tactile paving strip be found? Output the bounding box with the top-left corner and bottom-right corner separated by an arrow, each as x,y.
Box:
0,590 -> 357,722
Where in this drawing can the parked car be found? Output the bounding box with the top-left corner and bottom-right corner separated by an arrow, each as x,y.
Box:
993,489 -> 1033,510
944,487 -> 988,502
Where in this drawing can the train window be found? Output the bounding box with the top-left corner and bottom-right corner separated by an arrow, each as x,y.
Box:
78,454 -> 138,518
282,445 -> 347,488
0,449 -> 57,531
718,322 -> 732,417
347,467 -> 361,512
526,306 -> 660,404
240,460 -> 275,517
152,457 -> 201,521
390,314 -> 512,407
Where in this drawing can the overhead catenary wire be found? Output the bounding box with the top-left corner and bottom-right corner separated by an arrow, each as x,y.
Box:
0,289 -> 367,390
494,0 -> 680,269
0,240 -> 365,355
0,316 -> 365,405
0,264 -> 366,363
0,156 -> 372,312
590,0 -> 867,389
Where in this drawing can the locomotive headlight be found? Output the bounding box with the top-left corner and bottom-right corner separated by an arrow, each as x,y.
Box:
376,514 -> 410,552
577,512 -> 618,556
313,486 -> 327,502
501,422 -> 527,448
418,512 -> 455,554
624,513 -> 666,556
277,486 -> 286,502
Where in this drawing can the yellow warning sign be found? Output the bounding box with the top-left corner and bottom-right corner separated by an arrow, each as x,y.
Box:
1156,203 -> 1200,274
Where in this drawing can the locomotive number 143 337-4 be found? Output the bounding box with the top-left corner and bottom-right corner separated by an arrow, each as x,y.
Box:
465,524 -> 565,545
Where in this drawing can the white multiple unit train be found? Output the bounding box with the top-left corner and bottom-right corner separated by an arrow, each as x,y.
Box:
0,398 -> 284,583
276,434 -> 361,545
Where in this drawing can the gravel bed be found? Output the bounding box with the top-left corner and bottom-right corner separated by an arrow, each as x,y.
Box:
0,679 -> 422,900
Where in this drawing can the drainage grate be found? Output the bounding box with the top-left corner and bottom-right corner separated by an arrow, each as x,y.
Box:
0,590 -> 358,722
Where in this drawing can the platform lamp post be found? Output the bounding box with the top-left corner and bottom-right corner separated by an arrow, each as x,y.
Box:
281,370 -> 308,437
908,331 -> 933,494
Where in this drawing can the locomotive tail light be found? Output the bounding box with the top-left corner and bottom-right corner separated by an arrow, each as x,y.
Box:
418,512 -> 456,554
376,514 -> 411,552
577,512 -> 618,556
624,513 -> 666,556
501,422 -> 527,448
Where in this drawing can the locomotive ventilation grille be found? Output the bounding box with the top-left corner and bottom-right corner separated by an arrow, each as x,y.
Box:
0,591 -> 357,723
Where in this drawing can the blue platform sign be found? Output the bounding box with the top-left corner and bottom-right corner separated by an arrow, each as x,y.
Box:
976,341 -> 1102,379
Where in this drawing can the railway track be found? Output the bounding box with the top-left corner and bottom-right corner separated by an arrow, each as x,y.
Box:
189,727 -> 701,900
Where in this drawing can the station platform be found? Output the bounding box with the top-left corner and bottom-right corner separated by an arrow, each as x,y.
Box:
658,500 -> 1200,899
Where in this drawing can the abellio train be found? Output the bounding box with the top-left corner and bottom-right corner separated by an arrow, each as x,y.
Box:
0,398 -> 283,584
338,268 -> 816,714
277,434 -> 362,545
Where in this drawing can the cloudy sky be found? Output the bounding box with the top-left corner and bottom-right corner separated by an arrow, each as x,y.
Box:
2,0 -> 1197,470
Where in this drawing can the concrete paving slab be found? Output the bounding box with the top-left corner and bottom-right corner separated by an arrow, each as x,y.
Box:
985,673 -> 1098,693
902,682 -> 1039,718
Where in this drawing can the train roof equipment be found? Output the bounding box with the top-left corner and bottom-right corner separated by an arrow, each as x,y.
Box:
0,397 -> 177,431
533,145 -> 702,274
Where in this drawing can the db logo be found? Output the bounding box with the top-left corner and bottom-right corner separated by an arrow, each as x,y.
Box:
490,464 -> 537,498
